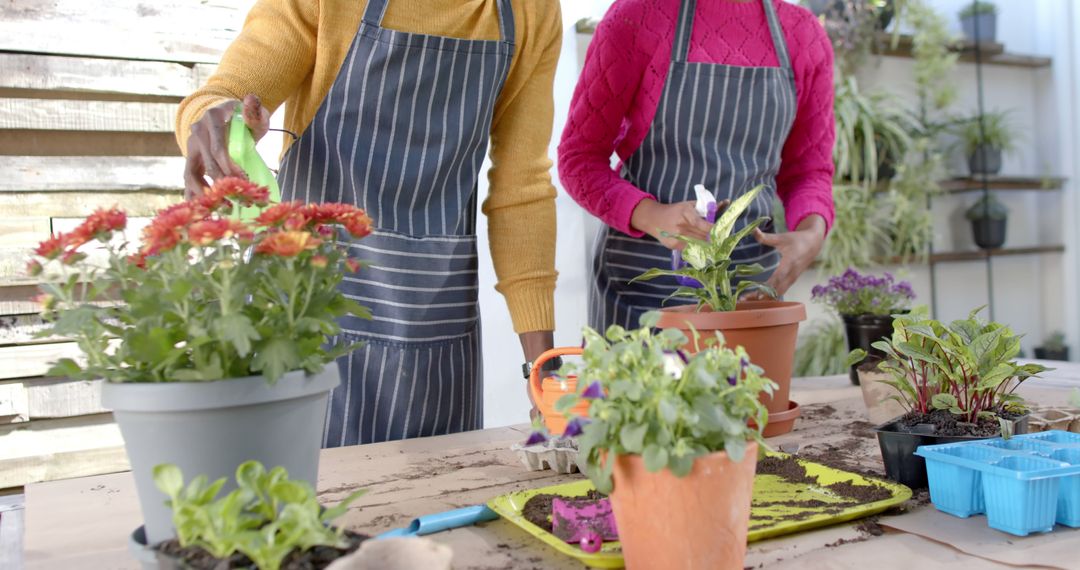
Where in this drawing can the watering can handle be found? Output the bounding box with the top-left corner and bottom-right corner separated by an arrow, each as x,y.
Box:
528,347 -> 583,406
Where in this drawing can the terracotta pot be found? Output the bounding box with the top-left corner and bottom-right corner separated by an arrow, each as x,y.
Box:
528,347 -> 588,435
609,442 -> 758,570
749,400 -> 801,438
857,368 -> 908,425
657,301 -> 806,435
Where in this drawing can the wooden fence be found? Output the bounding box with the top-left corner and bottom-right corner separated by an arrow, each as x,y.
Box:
0,0 -> 253,488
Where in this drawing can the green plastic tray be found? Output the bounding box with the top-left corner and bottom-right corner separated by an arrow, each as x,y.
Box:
488,454 -> 912,569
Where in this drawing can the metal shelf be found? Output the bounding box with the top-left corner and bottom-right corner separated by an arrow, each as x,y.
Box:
940,176 -> 1066,193
927,245 -> 1066,264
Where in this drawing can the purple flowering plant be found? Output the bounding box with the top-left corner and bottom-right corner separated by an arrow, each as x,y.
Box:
527,311 -> 774,494
811,268 -> 915,317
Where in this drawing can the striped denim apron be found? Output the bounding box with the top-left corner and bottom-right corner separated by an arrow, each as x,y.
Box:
277,0 -> 515,447
589,0 -> 798,332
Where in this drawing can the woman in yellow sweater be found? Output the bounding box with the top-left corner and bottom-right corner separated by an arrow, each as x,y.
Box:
177,0 -> 562,447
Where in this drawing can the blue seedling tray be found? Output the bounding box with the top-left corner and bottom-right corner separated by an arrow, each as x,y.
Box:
915,431 -> 1080,536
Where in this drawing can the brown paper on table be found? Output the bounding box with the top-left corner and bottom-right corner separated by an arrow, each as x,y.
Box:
880,508 -> 1080,570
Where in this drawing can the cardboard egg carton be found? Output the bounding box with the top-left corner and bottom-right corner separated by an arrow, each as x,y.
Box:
511,438 -> 585,474
1028,406 -> 1080,433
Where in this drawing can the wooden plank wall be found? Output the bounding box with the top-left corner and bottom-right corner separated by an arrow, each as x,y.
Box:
0,0 -> 254,489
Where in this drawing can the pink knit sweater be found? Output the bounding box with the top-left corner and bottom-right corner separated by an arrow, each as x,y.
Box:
559,0 -> 836,238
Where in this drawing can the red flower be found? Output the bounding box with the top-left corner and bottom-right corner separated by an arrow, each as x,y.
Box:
63,208 -> 128,250
34,235 -> 65,259
255,202 -> 306,227
32,293 -> 56,310
186,219 -> 255,246
283,212 -> 311,232
141,203 -> 209,256
204,177 -> 270,209
255,231 -> 322,257
303,203 -> 373,238
127,253 -> 148,269
345,258 -> 362,273
310,255 -> 329,269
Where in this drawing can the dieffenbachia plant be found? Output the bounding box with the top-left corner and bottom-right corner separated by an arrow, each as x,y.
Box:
153,461 -> 366,570
633,185 -> 775,312
850,306 -> 1048,424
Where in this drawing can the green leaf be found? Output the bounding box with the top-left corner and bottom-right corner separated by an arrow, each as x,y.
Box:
669,451 -> 696,477
320,489 -> 368,523
845,349 -> 868,368
658,397 -> 679,424
931,393 -> 958,411
554,393 -> 581,414
252,337 -> 301,383
153,464 -> 184,498
214,314 -> 261,357
46,358 -> 84,379
619,423 -> 648,454
681,242 -> 711,270
711,185 -> 764,243
642,444 -> 668,473
128,327 -> 175,365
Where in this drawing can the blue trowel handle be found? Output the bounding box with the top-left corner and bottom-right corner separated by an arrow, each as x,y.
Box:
375,505 -> 499,539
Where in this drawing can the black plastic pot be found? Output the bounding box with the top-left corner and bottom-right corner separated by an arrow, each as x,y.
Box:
971,217 -> 1007,250
874,415 -> 1030,489
969,144 -> 1003,175
843,313 -> 898,386
1034,347 -> 1070,361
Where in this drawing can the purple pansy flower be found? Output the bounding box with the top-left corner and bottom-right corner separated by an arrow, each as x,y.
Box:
582,381 -> 605,400
562,417 -> 590,438
525,431 -> 547,446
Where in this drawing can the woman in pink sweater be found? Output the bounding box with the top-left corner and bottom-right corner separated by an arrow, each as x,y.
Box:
559,0 -> 835,330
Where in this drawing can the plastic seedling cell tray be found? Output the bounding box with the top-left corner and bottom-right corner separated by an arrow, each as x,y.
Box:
915,430 -> 1080,536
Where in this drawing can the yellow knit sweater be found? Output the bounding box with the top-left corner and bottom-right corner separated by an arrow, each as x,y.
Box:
176,0 -> 561,334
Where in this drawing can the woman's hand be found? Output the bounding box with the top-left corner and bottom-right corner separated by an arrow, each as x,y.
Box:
183,94 -> 271,200
630,199 -> 714,250
750,215 -> 827,298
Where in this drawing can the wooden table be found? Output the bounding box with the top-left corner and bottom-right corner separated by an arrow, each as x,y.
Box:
22,374 -> 1080,570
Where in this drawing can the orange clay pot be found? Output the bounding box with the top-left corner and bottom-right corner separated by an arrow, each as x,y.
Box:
528,347 -> 589,436
609,441 -> 759,570
657,301 -> 806,437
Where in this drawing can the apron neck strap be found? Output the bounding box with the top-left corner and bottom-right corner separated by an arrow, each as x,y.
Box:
671,0 -> 792,71
363,0 -> 516,45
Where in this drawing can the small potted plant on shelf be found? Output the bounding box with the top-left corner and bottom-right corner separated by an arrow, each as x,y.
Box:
127,460 -> 370,569
965,192 -> 1009,250
855,306 -> 1046,488
548,312 -> 774,570
959,1 -> 998,43
961,110 -> 1016,176
26,178 -> 373,545
811,268 -> 916,386
633,185 -> 806,437
1034,331 -> 1069,361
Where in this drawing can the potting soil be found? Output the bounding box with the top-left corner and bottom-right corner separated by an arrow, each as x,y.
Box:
898,409 -> 1019,437
155,530 -> 368,569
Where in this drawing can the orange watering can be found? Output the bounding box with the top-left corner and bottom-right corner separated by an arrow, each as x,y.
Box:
529,347 -> 589,435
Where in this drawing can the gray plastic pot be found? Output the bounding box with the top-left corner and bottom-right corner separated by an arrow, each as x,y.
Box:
102,365 -> 340,546
968,144 -> 1002,176
961,12 -> 997,43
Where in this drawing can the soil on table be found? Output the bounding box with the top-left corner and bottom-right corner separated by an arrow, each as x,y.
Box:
155,530 -> 368,570
756,455 -> 892,504
898,408 -> 1021,437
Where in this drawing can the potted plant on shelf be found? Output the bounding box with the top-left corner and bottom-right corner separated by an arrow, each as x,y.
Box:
960,110 -> 1016,176
128,461 -> 370,569
959,1 -> 998,43
811,268 -> 916,386
27,178 -> 373,545
965,192 -> 1008,250
855,306 -> 1046,488
1034,331 -> 1069,361
633,185 -> 806,437
548,312 -> 773,570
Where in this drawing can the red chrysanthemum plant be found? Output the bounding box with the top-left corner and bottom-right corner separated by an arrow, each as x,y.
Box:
28,177 -> 373,384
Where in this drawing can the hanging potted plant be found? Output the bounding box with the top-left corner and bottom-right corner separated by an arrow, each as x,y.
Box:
965,193 -> 1008,250
1034,331 -> 1069,361
27,179 -> 373,546
540,312 -> 773,570
633,185 -> 806,437
811,268 -> 916,386
959,1 -> 998,43
960,110 -> 1016,176
852,306 -> 1045,488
